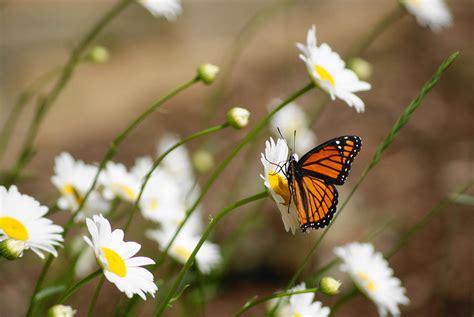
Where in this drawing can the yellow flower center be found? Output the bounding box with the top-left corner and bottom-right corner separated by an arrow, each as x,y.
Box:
268,171 -> 290,205
174,245 -> 192,260
0,217 -> 29,241
357,271 -> 376,292
63,184 -> 83,204
113,183 -> 137,201
101,247 -> 127,277
293,313 -> 303,317
314,64 -> 335,87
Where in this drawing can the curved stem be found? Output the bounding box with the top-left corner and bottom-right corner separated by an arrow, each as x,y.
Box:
87,276 -> 105,317
346,4 -> 406,59
25,76 -> 199,317
57,269 -> 102,304
0,66 -> 62,161
204,0 -> 294,122
233,287 -> 320,317
154,191 -> 268,317
5,0 -> 133,186
123,122 -> 230,232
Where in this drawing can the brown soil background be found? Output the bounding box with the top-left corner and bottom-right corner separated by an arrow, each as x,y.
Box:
1,0 -> 473,316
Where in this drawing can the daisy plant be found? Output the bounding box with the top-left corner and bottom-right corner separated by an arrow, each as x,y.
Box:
297,25 -> 371,113
335,242 -> 409,317
84,214 -> 158,299
0,186 -> 63,259
280,282 -> 331,317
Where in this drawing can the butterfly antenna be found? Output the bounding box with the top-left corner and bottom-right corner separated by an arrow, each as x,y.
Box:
293,130 -> 297,156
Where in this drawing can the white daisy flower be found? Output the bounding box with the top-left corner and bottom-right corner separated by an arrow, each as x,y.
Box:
269,100 -> 317,153
100,162 -> 141,203
51,152 -> 109,220
402,0 -> 452,32
84,215 -> 157,299
0,186 -> 63,259
130,156 -> 155,180
156,134 -> 195,192
260,138 -> 299,234
139,172 -> 186,225
147,225 -> 221,274
334,242 -> 409,317
278,282 -> 330,317
297,25 -> 371,113
138,0 -> 182,20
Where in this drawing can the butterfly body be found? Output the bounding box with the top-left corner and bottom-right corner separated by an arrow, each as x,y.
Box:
285,136 -> 361,232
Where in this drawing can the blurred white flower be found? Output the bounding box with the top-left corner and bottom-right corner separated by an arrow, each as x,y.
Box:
269,100 -> 317,153
51,152 -> 109,220
157,134 -> 195,193
260,138 -> 299,234
0,186 -> 63,259
147,224 -> 221,274
297,25 -> 371,113
402,0 -> 452,32
280,282 -> 330,317
84,215 -> 157,299
138,0 -> 182,20
101,162 -> 141,203
334,242 -> 409,317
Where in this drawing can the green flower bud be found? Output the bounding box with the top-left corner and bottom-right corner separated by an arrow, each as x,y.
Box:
88,46 -> 110,64
347,57 -> 372,81
0,238 -> 26,260
192,149 -> 215,174
227,107 -> 250,129
320,276 -> 341,296
48,305 -> 76,317
197,63 -> 219,85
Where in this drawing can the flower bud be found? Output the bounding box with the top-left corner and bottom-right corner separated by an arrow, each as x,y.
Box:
347,57 -> 372,81
227,107 -> 250,129
0,238 -> 26,260
88,46 -> 110,64
197,63 -> 219,85
192,149 -> 215,174
319,276 -> 341,296
48,305 -> 76,317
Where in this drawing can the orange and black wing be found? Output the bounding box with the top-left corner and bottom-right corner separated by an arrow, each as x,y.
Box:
298,136 -> 361,186
291,175 -> 338,232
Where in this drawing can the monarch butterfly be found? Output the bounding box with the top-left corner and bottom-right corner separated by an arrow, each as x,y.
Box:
285,135 -> 362,232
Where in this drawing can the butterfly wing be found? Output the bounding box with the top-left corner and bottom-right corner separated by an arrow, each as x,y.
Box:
291,173 -> 338,231
298,136 -> 361,185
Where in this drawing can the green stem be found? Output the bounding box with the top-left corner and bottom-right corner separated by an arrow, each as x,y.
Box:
25,76 -> 199,317
233,287 -> 320,317
154,191 -> 268,317
0,67 -> 62,161
123,122 -> 230,233
205,0 -> 294,122
385,177 -> 474,259
57,269 -> 102,304
329,286 -> 358,316
346,4 -> 406,59
87,276 -> 105,317
5,0 -> 133,186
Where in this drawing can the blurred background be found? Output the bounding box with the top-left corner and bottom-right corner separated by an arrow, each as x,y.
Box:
1,0 -> 473,316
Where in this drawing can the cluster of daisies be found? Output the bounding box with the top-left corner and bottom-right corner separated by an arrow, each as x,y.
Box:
1,0 -> 454,315
267,243 -> 409,317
